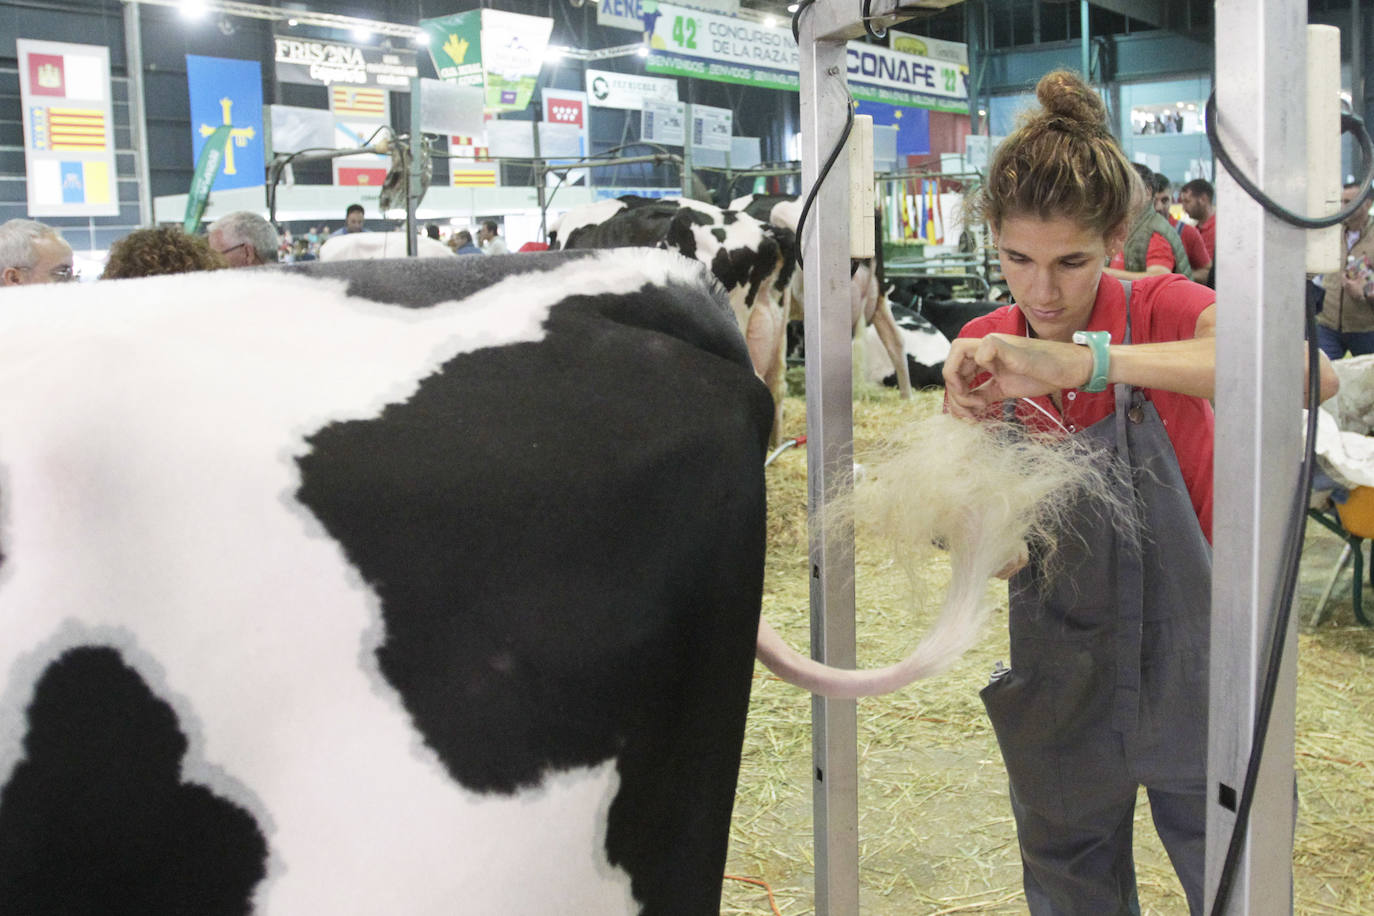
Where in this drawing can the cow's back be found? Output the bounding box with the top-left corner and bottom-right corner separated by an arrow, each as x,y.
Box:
0,251 -> 772,914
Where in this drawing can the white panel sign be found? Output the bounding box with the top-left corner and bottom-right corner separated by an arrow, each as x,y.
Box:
691,103 -> 732,152
419,78 -> 486,137
642,100 -> 686,147
586,69 -> 678,110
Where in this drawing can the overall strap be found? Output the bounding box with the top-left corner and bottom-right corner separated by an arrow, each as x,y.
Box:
1111,277 -> 1147,732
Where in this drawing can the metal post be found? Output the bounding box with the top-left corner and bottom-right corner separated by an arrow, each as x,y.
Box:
122,0 -> 153,226
682,103 -> 694,197
798,5 -> 859,913
1206,0 -> 1306,910
1080,0 -> 1090,79
405,77 -> 421,256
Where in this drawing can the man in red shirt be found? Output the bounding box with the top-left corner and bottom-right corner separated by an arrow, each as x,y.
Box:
1179,178 -> 1216,266
1154,173 -> 1212,285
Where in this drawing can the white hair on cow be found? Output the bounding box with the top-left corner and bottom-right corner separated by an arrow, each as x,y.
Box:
756,406 -> 1135,698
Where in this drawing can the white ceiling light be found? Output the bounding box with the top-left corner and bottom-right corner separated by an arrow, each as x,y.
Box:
786,3 -> 799,11
180,0 -> 208,19
763,15 -> 777,27
351,27 -> 373,41
636,46 -> 649,58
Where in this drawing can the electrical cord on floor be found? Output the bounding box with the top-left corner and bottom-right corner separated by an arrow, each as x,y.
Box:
1203,92 -> 1372,915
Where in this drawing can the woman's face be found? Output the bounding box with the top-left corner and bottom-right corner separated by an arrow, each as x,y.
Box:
995,213 -> 1121,343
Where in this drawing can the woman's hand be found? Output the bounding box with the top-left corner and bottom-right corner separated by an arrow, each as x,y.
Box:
943,334 -> 1092,418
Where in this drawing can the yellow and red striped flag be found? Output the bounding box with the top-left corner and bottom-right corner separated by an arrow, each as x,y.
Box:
330,87 -> 386,119
46,107 -> 105,151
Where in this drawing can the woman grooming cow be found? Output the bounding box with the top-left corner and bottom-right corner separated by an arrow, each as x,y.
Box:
942,69 -> 1334,914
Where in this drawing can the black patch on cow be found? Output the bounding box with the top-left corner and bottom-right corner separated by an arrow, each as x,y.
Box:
0,647 -> 267,915
284,248 -> 598,309
293,277 -> 771,913
721,211 -> 738,224
710,227 -> 727,243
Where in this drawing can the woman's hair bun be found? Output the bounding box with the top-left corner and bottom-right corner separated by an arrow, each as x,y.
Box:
1035,70 -> 1108,133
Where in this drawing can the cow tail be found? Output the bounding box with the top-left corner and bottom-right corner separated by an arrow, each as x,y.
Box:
753,540 -> 992,699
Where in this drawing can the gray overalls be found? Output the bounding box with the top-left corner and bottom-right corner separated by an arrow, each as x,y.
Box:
981,296 -> 1212,914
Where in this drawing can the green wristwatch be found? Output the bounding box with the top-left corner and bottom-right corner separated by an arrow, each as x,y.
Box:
1072,330 -> 1111,393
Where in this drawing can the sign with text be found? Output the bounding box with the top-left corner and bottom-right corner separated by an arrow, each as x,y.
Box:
645,4 -> 968,112
274,37 -> 417,90
691,103 -> 732,151
17,39 -> 118,217
597,0 -> 646,33
642,99 -> 686,147
585,69 -> 678,110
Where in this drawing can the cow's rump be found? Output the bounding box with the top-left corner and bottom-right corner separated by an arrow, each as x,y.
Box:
0,251 -> 772,915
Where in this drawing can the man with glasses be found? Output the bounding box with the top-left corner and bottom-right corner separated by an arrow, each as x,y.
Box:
0,219 -> 75,286
207,211 -> 280,268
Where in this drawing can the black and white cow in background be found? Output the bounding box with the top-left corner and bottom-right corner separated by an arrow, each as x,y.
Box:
0,251 -> 774,914
731,193 -> 914,398
889,276 -> 1005,343
549,197 -> 795,443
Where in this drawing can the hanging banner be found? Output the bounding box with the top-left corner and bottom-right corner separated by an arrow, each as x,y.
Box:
330,85 -> 390,187
273,37 -> 417,90
889,33 -> 968,67
597,0 -> 648,33
421,10 -> 552,113
186,55 -> 265,195
17,39 -> 119,217
644,3 -> 968,112
585,69 -> 678,110
184,126 -> 231,232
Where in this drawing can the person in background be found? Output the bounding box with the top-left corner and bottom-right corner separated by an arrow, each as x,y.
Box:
0,218 -> 75,286
477,219 -> 508,255
1153,172 -> 1212,285
1316,182 -> 1374,360
1178,178 -> 1216,265
334,204 -> 366,236
1102,162 -> 1190,282
101,226 -> 227,279
207,211 -> 279,268
449,230 -> 482,256
425,224 -> 441,241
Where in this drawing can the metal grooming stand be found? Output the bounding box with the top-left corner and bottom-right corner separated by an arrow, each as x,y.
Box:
1206,0 -> 1308,910
796,2 -> 915,912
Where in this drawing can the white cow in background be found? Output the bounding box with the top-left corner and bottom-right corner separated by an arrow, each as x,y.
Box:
319,231 -> 454,261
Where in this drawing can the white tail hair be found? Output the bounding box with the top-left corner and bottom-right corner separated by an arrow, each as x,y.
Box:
756,408 -> 1132,698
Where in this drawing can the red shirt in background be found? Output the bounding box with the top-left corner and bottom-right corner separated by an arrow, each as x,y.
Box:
1196,212 -> 1216,261
1170,217 -> 1211,270
955,274 -> 1217,540
1108,232 -> 1175,272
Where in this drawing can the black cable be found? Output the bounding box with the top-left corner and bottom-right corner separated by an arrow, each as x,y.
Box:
1206,92 -> 1374,229
793,96 -> 855,269
791,0 -> 815,44
862,0 -> 886,41
1207,282 -> 1323,916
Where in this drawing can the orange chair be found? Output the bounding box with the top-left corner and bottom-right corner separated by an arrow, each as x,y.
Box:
1309,485 -> 1374,626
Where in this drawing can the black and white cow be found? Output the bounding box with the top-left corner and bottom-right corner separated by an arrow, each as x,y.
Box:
550,197 -> 795,443
0,251 -> 773,914
731,193 -> 913,398
860,304 -> 951,390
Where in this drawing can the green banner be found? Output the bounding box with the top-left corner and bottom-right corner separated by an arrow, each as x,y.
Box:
420,11 -> 483,86
183,124 -> 231,233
